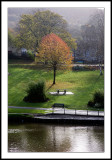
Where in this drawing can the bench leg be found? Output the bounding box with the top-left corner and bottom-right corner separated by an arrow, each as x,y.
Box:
52,108 -> 54,114
64,108 -> 65,114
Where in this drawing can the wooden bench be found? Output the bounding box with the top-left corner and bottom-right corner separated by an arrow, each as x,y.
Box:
52,103 -> 64,108
57,89 -> 66,95
52,103 -> 65,114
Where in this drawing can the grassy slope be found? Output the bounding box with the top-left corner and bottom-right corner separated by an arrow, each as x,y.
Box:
8,63 -> 104,112
8,108 -> 51,114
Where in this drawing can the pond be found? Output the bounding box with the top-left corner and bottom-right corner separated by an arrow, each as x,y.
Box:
8,123 -> 104,152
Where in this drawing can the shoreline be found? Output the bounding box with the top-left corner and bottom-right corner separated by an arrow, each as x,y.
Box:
34,113 -> 104,125
8,113 -> 104,126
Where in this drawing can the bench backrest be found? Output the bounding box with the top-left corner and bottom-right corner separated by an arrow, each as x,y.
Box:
57,89 -> 66,92
52,103 -> 64,108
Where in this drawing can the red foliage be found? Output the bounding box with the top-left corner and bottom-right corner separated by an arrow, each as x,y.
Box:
38,33 -> 73,66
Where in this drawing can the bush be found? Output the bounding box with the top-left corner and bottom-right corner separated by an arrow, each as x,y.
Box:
72,65 -> 101,71
72,66 -> 84,71
87,100 -> 95,107
93,91 -> 104,108
87,90 -> 104,108
27,50 -> 35,60
23,80 -> 48,103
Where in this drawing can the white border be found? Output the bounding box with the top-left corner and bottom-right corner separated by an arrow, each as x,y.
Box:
2,1 -> 111,159
2,1 -> 111,8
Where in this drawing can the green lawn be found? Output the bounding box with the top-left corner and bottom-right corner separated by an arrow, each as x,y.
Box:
8,63 -> 104,112
8,108 -> 51,114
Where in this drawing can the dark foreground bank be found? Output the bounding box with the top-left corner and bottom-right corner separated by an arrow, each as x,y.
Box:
8,113 -> 104,125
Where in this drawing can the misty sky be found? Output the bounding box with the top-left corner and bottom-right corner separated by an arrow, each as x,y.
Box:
8,7 -> 102,28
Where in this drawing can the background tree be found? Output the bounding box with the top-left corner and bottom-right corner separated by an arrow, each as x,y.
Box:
80,25 -> 97,62
8,28 -> 16,48
37,33 -> 73,84
73,9 -> 104,67
15,10 -> 77,52
88,10 -> 104,75
58,32 -> 77,51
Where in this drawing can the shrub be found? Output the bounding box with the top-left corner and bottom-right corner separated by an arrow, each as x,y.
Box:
72,65 -> 101,71
27,50 -> 35,60
23,80 -> 48,103
87,100 -> 95,107
72,66 -> 84,71
87,90 -> 104,108
93,91 -> 104,108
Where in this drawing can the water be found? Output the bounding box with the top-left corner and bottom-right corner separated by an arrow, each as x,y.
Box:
8,123 -> 104,152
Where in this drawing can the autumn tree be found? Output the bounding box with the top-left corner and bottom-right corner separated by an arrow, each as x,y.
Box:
37,33 -> 73,84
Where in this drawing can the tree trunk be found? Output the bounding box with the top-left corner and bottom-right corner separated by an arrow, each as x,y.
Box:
99,63 -> 103,75
53,66 -> 56,84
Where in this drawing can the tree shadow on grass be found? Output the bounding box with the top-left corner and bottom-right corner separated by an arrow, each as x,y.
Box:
46,84 -> 54,92
90,75 -> 101,90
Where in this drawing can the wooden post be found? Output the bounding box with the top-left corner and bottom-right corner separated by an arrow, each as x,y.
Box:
87,108 -> 88,116
98,109 -> 99,116
52,107 -> 54,114
64,107 -> 65,114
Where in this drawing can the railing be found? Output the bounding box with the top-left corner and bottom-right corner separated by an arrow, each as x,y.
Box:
52,108 -> 103,116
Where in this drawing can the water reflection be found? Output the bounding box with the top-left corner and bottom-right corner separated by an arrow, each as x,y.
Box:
8,123 -> 104,152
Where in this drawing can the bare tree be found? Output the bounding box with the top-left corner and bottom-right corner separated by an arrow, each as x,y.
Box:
89,9 -> 104,75
77,24 -> 97,63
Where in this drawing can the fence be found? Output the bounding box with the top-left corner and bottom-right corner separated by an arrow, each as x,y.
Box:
52,108 -> 103,116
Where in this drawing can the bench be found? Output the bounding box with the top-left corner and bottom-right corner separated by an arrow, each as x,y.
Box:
57,89 -> 66,95
52,103 -> 65,114
52,103 -> 64,108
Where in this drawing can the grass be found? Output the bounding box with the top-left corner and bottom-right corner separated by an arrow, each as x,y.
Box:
8,108 -> 51,114
8,61 -> 104,113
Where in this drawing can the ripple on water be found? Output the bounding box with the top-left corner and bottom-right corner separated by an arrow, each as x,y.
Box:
8,129 -> 36,134
8,124 -> 104,152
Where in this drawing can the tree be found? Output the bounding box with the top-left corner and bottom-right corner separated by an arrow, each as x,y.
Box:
15,10 -> 77,52
89,10 -> 104,75
8,28 -> 15,48
80,25 -> 97,62
15,10 -> 67,50
37,33 -> 73,84
57,32 -> 77,51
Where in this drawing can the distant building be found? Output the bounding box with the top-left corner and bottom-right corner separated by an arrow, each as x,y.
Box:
8,47 -> 27,57
8,46 -> 21,56
21,48 -> 27,55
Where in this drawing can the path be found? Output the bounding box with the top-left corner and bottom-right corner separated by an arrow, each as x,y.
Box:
8,106 -> 104,116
